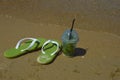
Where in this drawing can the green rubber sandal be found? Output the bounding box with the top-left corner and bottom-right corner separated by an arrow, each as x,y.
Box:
37,40 -> 61,64
4,38 -> 46,58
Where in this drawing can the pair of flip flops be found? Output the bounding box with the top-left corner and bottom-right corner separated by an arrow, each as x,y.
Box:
4,38 -> 61,64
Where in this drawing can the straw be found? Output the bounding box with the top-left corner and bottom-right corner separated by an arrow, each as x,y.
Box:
69,18 -> 76,40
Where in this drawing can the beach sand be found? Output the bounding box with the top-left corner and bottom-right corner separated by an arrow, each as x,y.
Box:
0,0 -> 120,80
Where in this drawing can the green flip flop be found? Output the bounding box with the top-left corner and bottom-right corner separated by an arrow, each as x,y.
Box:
37,40 -> 61,64
4,38 -> 46,58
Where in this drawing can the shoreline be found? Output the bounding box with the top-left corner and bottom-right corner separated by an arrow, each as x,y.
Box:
0,0 -> 120,36
1,14 -> 120,37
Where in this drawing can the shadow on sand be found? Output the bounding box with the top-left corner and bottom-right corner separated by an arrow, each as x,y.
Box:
73,47 -> 87,57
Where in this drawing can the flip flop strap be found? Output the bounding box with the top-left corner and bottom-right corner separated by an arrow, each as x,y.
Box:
42,40 -> 59,56
15,38 -> 40,51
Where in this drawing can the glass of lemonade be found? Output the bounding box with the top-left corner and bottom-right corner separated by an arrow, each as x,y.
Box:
62,29 -> 79,57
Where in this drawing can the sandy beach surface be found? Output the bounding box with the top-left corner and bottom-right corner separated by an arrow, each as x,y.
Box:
0,0 -> 120,80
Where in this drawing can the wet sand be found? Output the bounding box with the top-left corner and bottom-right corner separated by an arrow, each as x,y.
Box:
0,0 -> 120,35
0,0 -> 120,80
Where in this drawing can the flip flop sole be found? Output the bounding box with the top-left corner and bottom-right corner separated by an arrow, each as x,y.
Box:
4,38 -> 46,58
37,40 -> 61,64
